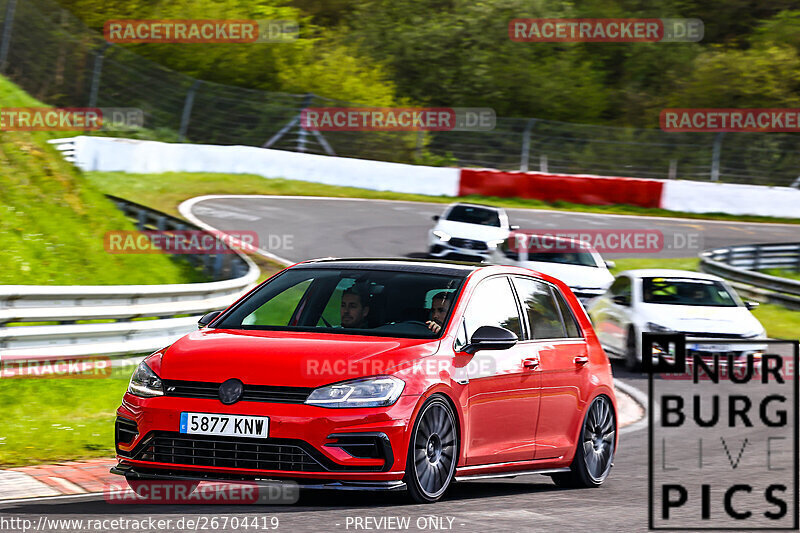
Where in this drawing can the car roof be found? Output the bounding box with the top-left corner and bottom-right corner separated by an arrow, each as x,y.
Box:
290,258 -> 573,297
618,269 -> 724,281
293,257 -> 483,277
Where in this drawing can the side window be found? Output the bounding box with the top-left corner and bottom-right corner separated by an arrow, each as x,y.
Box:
552,288 -> 583,338
462,277 -> 522,340
609,276 -> 631,298
512,277 -> 567,340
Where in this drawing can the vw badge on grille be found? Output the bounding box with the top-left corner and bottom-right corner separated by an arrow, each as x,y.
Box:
219,378 -> 244,405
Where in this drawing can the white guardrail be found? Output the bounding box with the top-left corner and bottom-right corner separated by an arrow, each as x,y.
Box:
0,197 -> 260,359
700,242 -> 800,311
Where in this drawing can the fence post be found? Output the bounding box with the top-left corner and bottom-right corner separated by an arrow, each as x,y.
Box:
0,0 -> 17,73
668,159 -> 677,180
710,132 -> 724,182
539,154 -> 548,173
795,244 -> 800,273
520,118 -> 537,172
178,79 -> 201,141
296,93 -> 313,153
87,42 -> 111,108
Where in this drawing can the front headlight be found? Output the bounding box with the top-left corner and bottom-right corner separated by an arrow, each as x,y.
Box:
487,239 -> 505,249
305,376 -> 405,408
432,230 -> 451,242
646,322 -> 674,333
128,362 -> 164,397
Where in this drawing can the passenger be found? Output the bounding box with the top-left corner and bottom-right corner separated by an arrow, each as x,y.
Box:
426,291 -> 453,333
340,286 -> 370,328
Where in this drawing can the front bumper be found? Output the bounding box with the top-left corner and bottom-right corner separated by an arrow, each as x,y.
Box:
110,463 -> 407,491
428,243 -> 489,262
113,393 -> 420,483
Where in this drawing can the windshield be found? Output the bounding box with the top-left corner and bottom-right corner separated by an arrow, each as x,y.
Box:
501,239 -> 597,267
642,277 -> 739,307
215,268 -> 465,338
446,205 -> 501,227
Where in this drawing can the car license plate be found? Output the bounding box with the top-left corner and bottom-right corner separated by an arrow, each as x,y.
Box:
180,412 -> 269,438
688,343 -> 731,352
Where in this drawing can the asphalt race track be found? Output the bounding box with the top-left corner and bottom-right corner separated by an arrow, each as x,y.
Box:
1,367 -> 655,533
2,196 -> 794,532
184,195 -> 800,263
7,364 -> 793,532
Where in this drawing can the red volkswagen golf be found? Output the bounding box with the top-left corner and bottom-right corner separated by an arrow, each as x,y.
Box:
113,259 -> 617,503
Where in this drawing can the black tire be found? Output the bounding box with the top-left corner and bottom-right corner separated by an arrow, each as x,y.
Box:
552,395 -> 616,489
625,327 -> 641,371
405,396 -> 458,503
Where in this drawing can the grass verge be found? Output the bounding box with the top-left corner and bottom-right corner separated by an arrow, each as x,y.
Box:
85,171 -> 800,225
0,76 -> 204,285
760,268 -> 800,282
0,363 -> 133,467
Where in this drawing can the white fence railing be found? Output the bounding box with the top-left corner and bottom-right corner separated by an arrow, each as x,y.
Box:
700,243 -> 800,311
0,197 -> 260,359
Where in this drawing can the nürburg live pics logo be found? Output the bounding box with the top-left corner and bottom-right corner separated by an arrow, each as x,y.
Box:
645,333 -> 798,530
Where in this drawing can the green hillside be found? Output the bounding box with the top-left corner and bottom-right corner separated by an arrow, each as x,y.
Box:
0,76 -> 202,285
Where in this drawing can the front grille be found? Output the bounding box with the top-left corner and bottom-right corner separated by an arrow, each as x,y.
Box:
449,238 -> 488,251
685,332 -> 750,339
163,380 -> 313,404
131,432 -> 327,472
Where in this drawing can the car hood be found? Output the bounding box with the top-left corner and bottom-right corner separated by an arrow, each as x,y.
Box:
434,220 -> 508,242
518,262 -> 613,289
638,304 -> 764,336
159,329 -> 440,388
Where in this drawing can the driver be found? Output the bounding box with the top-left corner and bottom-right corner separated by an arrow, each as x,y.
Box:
340,286 -> 370,328
426,291 -> 452,333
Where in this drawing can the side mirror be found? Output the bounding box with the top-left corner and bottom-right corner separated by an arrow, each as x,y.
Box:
509,224 -> 520,230
432,215 -> 440,221
612,295 -> 630,307
604,260 -> 616,270
462,325 -> 518,354
745,301 -> 760,311
198,310 -> 222,329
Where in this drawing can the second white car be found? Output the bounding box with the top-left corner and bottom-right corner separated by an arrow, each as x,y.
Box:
586,269 -> 766,370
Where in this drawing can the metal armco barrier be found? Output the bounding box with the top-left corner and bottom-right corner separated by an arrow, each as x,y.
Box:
0,198 -> 260,359
700,243 -> 800,311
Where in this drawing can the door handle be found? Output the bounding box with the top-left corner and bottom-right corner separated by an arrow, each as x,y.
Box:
573,356 -> 589,365
523,357 -> 540,369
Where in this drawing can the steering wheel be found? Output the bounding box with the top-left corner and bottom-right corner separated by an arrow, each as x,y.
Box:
401,320 -> 434,330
